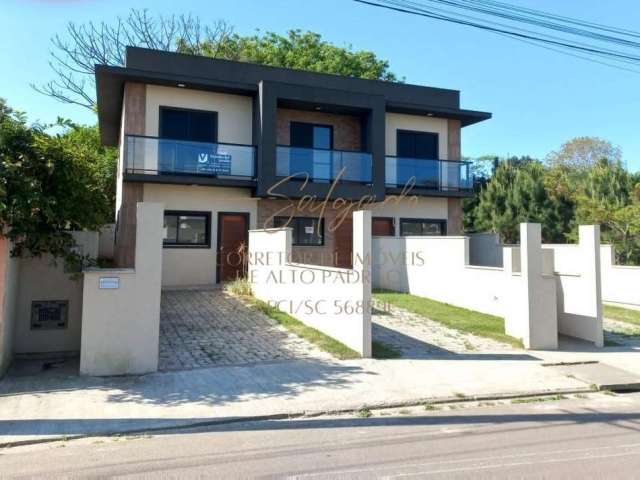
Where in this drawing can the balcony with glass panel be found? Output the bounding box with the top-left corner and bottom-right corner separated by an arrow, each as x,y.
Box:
385,157 -> 473,192
276,146 -> 373,184
123,135 -> 256,180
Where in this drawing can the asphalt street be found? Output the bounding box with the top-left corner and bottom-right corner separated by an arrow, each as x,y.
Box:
1,392 -> 640,479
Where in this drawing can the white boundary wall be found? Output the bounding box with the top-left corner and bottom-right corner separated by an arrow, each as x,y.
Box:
373,223 -> 558,349
249,211 -> 372,357
600,245 -> 640,309
80,203 -> 164,375
543,226 -> 604,347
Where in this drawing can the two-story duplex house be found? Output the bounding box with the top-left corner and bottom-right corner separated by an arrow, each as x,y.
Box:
96,47 -> 491,287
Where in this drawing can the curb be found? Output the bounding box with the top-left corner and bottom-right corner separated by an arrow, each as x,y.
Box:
0,386 -> 598,449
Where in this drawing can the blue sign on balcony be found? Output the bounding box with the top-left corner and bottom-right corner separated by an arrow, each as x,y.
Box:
196,152 -> 232,175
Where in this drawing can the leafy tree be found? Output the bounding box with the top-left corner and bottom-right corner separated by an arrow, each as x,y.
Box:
179,29 -> 399,82
574,159 -> 640,263
0,100 -> 117,267
472,160 -> 565,243
462,156 -> 496,232
34,10 -> 398,109
546,136 -> 622,170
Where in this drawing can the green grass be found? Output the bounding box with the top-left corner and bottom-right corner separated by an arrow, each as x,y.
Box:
372,340 -> 402,359
244,297 -> 360,360
373,289 -> 523,348
224,278 -> 252,297
604,304 -> 640,328
511,395 -> 567,404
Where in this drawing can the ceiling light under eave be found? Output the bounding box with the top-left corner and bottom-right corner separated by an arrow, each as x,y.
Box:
177,83 -> 186,88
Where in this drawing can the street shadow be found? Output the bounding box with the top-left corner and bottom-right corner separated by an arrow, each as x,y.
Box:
0,359 -> 370,407
3,409 -> 640,439
556,334 -> 640,353
372,324 -> 540,361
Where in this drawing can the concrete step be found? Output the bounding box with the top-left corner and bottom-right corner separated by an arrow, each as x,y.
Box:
546,362 -> 640,392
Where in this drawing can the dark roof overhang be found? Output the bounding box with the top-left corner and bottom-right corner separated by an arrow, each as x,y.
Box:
96,47 -> 492,146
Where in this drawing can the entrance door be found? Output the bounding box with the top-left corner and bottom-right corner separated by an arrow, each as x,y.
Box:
290,122 -> 334,181
333,216 -> 353,269
217,213 -> 249,283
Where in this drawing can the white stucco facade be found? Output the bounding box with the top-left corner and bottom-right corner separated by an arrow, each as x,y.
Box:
600,244 -> 640,309
81,203 -> 164,376
143,184 -> 257,287
249,211 -> 372,357
145,85 -> 253,144
385,112 -> 449,159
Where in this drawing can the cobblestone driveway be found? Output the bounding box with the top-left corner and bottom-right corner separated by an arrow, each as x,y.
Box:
159,289 -> 331,371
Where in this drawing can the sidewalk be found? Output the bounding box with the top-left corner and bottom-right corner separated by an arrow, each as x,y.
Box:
0,347 -> 610,446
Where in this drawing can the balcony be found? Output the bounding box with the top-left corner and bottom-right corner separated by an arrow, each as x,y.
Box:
276,146 -> 373,184
123,135 -> 256,179
385,157 -> 473,192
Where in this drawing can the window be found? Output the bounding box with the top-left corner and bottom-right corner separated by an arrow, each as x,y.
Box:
274,216 -> 324,246
159,107 -> 217,143
400,218 -> 446,236
163,211 -> 211,248
372,217 -> 395,236
397,130 -> 438,159
290,122 -> 333,150
396,130 -> 440,188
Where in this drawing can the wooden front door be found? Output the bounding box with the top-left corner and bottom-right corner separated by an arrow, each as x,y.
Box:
217,213 -> 249,283
333,216 -> 353,269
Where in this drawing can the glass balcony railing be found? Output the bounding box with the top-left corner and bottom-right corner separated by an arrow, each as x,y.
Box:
276,146 -> 373,184
385,156 -> 473,192
124,135 -> 256,179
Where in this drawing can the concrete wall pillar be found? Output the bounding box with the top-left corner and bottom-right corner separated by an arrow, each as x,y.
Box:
578,225 -> 603,347
81,202 -> 164,376
504,224 -> 558,349
353,210 -> 372,357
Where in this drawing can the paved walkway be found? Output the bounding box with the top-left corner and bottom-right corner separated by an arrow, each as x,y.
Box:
159,289 -> 330,370
0,354 -> 591,446
372,304 -> 514,359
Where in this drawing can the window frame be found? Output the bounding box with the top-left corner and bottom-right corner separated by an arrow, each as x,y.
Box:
163,210 -> 212,249
399,218 -> 447,237
396,129 -> 440,159
274,216 -> 325,246
158,106 -> 219,144
372,217 -> 396,237
290,121 -> 334,150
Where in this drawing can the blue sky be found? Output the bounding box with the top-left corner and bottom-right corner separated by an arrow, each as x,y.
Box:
3,0 -> 640,171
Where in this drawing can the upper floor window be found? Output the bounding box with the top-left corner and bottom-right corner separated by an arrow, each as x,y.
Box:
397,130 -> 438,159
290,122 -> 333,150
159,107 -> 218,143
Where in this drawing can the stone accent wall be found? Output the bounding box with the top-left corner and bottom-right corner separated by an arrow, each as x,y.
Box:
114,82 -> 146,268
115,183 -> 144,268
447,119 -> 461,160
447,198 -> 464,235
257,198 -> 353,267
447,119 -> 463,234
276,108 -> 363,151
